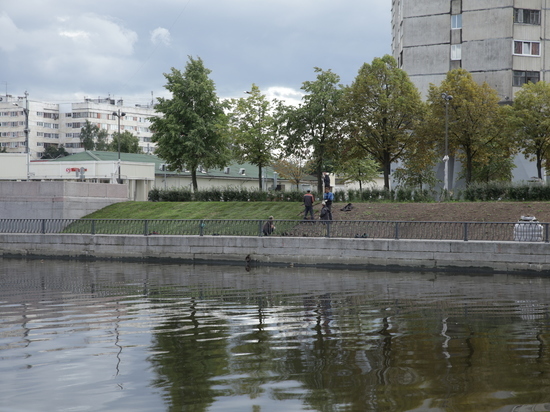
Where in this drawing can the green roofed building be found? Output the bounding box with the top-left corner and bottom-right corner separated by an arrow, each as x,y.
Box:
0,151 -> 314,201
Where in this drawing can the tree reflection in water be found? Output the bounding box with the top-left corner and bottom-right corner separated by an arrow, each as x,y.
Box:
2,260 -> 550,412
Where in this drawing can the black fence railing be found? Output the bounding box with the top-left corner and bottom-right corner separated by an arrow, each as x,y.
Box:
0,218 -> 548,242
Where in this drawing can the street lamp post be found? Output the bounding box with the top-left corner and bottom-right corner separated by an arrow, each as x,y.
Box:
441,92 -> 453,192
112,109 -> 126,184
13,91 -> 30,181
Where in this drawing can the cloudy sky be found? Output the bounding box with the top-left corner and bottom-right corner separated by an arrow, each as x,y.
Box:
1,0 -> 391,106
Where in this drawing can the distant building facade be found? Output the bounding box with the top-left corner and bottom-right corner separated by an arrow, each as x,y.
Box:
392,0 -> 547,101
0,93 -> 156,160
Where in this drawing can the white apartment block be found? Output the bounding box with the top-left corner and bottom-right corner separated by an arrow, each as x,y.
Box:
392,0 -> 548,101
0,94 -> 157,160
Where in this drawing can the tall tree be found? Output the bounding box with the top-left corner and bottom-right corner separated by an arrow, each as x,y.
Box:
334,154 -> 381,191
341,55 -> 424,189
80,120 -> 109,151
271,155 -> 309,190
108,130 -> 143,154
150,56 -> 230,190
509,81 -> 550,179
95,129 -> 109,151
227,84 -> 281,189
393,120 -> 440,189
283,68 -> 343,194
426,69 -> 513,185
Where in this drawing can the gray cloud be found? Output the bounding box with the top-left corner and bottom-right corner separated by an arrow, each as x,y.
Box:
1,0 -> 391,105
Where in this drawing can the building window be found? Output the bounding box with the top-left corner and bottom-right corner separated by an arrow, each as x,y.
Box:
514,9 -> 541,25
451,14 -> 462,29
451,44 -> 462,60
514,41 -> 540,56
513,71 -> 540,87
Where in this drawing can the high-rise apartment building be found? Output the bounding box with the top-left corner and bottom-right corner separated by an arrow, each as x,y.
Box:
0,94 -> 156,160
392,0 -> 547,101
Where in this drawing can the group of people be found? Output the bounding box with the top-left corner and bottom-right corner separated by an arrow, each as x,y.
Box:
304,188 -> 333,221
303,172 -> 333,221
262,172 -> 334,236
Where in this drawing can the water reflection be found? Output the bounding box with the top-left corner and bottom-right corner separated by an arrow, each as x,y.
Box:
1,259 -> 550,411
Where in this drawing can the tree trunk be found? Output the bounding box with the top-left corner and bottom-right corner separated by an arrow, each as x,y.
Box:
191,170 -> 198,191
383,151 -> 391,190
258,165 -> 263,190
317,163 -> 323,194
465,148 -> 473,186
383,166 -> 390,190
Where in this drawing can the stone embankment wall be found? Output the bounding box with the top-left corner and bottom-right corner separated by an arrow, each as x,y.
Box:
0,233 -> 548,273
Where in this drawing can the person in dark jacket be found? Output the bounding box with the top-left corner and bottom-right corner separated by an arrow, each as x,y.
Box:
323,172 -> 330,188
303,190 -> 315,220
320,201 -> 332,221
262,216 -> 275,236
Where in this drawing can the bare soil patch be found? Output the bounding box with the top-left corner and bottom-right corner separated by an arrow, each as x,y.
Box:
329,201 -> 550,223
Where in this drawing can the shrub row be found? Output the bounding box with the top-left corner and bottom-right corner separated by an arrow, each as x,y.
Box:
149,186 -> 433,203
148,182 -> 550,203
148,187 -> 311,202
460,181 -> 550,202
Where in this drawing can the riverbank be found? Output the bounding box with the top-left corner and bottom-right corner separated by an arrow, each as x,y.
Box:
1,233 -> 547,274
85,201 -> 550,223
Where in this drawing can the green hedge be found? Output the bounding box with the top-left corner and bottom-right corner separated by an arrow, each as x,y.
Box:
149,182 -> 550,203
461,181 -> 550,202
148,187 -> 319,202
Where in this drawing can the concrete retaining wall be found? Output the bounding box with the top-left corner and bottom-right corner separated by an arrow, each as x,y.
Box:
0,233 -> 548,273
0,181 -> 128,219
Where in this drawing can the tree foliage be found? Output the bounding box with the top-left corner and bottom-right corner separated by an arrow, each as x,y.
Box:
80,120 -> 109,151
509,81 -> 550,179
227,84 -> 281,189
150,56 -> 230,190
271,155 -> 309,190
426,69 -> 514,186
108,130 -> 143,154
333,152 -> 381,191
341,55 -> 424,189
392,133 -> 439,189
282,68 -> 344,194
41,145 -> 69,160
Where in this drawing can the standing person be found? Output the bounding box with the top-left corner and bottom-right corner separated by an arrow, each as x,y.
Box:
320,201 -> 333,221
323,186 -> 334,212
303,189 -> 315,220
262,216 -> 275,236
323,172 -> 331,188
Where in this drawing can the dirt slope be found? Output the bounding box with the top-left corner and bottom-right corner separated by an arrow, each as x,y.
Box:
329,201 -> 550,223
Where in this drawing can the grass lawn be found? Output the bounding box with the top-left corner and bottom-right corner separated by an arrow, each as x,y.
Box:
83,201 -> 307,220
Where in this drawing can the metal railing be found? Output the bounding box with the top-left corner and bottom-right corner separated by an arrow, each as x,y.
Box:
0,218 -> 548,242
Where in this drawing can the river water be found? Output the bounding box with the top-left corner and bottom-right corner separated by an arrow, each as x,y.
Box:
1,259 -> 550,412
